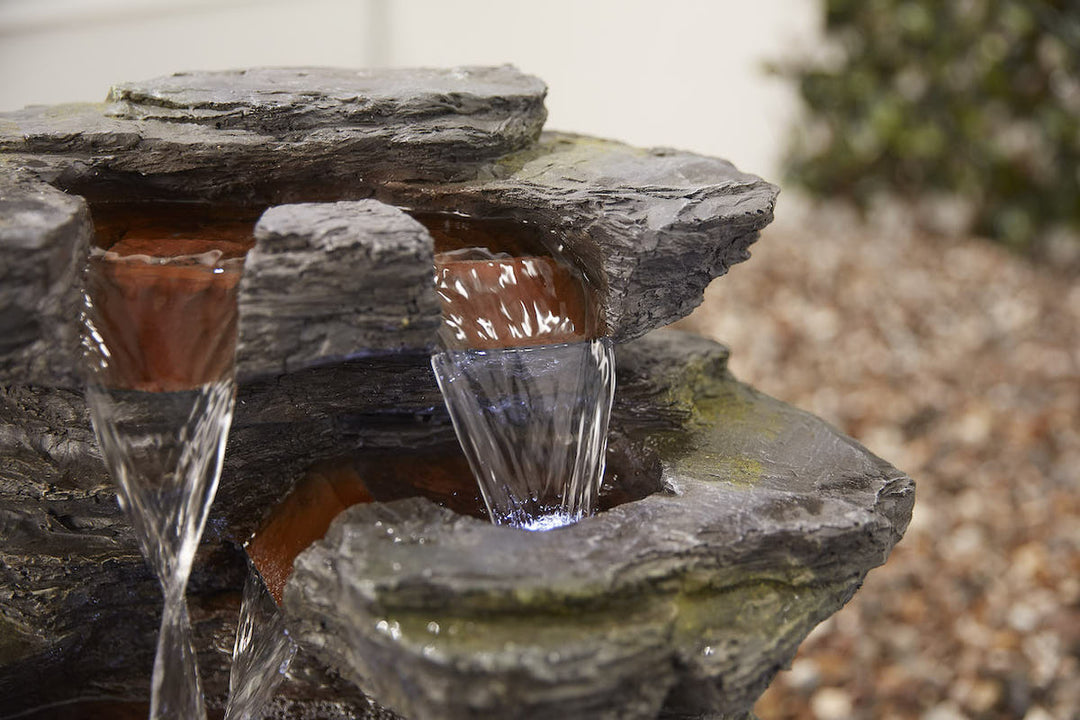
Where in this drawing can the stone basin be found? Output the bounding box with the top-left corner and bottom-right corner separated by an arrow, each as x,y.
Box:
285,331 -> 913,720
0,66 -> 912,719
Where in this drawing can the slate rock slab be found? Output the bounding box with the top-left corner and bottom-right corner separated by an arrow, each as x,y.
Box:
237,200 -> 441,379
381,133 -> 778,342
0,167 -> 91,387
0,67 -> 777,387
284,330 -> 914,720
0,65 -> 547,200
107,66 -> 546,142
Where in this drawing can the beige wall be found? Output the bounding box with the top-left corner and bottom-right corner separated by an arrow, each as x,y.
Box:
0,0 -> 820,181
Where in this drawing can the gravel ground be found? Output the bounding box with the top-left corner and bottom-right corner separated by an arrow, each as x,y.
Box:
673,199 -> 1080,720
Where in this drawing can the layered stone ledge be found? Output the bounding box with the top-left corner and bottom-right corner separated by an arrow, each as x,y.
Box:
382,133 -> 777,342
0,66 -> 777,386
3,65 -> 548,198
285,331 -> 914,720
0,66 -> 901,720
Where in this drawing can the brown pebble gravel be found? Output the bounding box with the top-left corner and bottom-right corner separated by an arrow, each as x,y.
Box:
673,198 -> 1080,720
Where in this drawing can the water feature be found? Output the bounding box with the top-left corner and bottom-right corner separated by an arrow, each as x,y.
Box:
83,379 -> 234,719
224,565 -> 297,720
1,66 -> 916,720
432,338 -> 615,528
423,216 -> 616,530
81,204 -> 250,719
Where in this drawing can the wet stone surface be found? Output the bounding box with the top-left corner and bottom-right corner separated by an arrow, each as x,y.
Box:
284,330 -> 914,720
0,330 -> 910,719
385,133 -> 778,342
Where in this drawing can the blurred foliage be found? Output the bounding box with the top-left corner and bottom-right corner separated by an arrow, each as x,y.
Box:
780,0 -> 1080,250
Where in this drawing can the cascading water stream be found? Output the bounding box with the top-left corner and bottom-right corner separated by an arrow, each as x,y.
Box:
224,564 -> 297,720
426,223 -> 616,531
432,339 -> 614,529
224,459 -> 380,719
84,379 -> 235,718
82,206 -> 249,719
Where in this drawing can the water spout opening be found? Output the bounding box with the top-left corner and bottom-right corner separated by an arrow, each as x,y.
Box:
416,212 -> 617,531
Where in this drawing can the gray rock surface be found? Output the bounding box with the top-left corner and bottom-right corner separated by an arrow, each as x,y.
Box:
381,133 -> 778,342
0,169 -> 91,387
107,66 -> 546,141
0,67 -> 776,387
237,201 -> 440,379
0,356 -> 439,716
284,330 -> 914,720
0,329 -> 912,719
0,66 -> 852,720
0,65 -> 546,201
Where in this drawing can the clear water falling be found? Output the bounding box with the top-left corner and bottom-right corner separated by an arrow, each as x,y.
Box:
224,565 -> 297,720
432,339 -> 615,528
429,234 -> 615,530
82,208 -> 247,719
85,380 -> 235,720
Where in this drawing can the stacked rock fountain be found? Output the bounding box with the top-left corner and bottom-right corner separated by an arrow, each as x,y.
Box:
0,66 -> 913,719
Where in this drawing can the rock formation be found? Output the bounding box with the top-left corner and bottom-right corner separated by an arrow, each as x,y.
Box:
0,67 -> 775,384
237,200 -> 440,379
286,332 -> 913,720
0,66 -> 911,720
0,170 -> 90,387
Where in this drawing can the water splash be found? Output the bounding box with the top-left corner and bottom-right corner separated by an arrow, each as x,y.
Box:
432,339 -> 615,528
85,380 -> 235,720
224,565 -> 297,720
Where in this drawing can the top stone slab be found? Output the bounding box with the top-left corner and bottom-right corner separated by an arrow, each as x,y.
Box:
106,66 -> 547,138
0,65 -> 547,198
0,65 -> 777,385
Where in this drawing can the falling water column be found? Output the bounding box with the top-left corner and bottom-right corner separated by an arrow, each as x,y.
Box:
82,230 -> 246,719
431,249 -> 615,530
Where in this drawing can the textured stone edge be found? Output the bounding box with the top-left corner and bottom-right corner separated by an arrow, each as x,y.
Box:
236,200 -> 441,380
283,330 -> 914,719
104,65 -> 548,138
0,66 -> 549,197
0,166 -> 90,388
380,133 -> 780,343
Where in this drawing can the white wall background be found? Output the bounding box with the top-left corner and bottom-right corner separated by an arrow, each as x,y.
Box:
0,0 -> 821,182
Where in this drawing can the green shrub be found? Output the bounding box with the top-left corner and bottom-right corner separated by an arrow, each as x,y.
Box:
781,0 -> 1080,250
